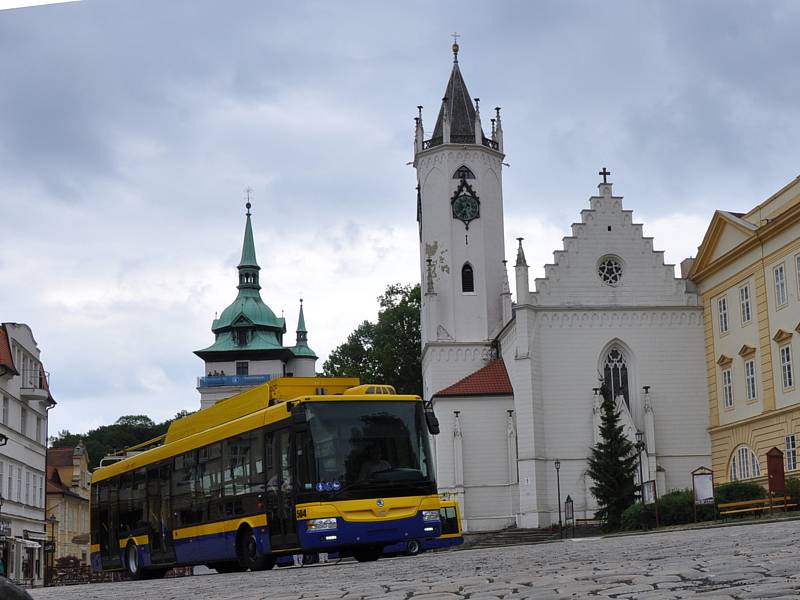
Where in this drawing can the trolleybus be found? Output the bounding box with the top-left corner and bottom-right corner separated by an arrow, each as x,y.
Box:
89,377 -> 441,578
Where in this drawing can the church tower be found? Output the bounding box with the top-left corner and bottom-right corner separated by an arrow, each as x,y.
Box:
414,40 -> 508,400
195,200 -> 318,407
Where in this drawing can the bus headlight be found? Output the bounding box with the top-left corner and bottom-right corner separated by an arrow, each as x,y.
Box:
422,510 -> 440,522
307,518 -> 337,531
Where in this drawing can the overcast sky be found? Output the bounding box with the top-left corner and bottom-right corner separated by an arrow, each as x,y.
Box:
2,0 -> 799,436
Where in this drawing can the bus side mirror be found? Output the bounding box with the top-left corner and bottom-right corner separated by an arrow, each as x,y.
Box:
425,410 -> 440,435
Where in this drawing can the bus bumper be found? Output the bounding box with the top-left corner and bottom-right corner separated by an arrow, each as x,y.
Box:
298,514 -> 441,550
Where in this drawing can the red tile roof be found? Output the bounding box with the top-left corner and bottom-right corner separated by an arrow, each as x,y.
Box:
0,324 -> 18,376
48,447 -> 75,467
433,358 -> 513,398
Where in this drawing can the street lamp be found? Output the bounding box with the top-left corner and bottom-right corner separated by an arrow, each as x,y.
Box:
635,430 -> 646,530
554,459 -> 563,537
48,514 -> 58,586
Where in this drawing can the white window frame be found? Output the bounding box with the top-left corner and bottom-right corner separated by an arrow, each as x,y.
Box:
16,466 -> 21,502
780,345 -> 794,390
722,368 -> 734,408
730,445 -> 761,481
744,359 -> 757,401
25,470 -> 30,505
774,263 -> 787,307
0,461 -> 4,499
786,434 -> 797,471
739,284 -> 752,324
6,464 -> 12,502
718,296 -> 729,333
20,407 -> 26,437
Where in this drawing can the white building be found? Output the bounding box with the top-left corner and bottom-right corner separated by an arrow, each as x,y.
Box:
0,322 -> 55,586
195,201 -> 317,408
415,43 -> 711,532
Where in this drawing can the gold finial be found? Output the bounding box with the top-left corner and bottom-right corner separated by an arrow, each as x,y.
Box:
451,32 -> 460,62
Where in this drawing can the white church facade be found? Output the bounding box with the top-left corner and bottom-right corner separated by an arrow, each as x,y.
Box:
416,43 -> 711,532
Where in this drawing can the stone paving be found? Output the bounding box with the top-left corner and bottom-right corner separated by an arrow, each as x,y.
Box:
29,519 -> 800,599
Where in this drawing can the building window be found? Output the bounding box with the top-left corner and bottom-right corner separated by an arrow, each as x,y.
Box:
20,407 -> 27,436
1,396 -> 7,425
452,165 -> 475,180
36,416 -> 42,444
7,465 -> 12,501
236,330 -> 248,346
598,256 -> 623,286
729,445 -> 760,481
718,297 -> 729,333
774,263 -> 787,306
0,461 -> 3,499
780,345 -> 794,389
739,284 -> 751,324
461,263 -> 475,293
722,368 -> 734,408
787,434 -> 798,471
25,470 -> 30,505
236,361 -> 249,376
16,467 -> 21,502
744,359 -> 757,401
603,348 -> 629,407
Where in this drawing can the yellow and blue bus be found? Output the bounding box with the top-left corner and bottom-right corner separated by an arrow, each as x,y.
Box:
382,498 -> 463,556
90,377 -> 441,578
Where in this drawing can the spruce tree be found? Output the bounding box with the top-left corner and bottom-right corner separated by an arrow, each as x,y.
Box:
587,379 -> 639,531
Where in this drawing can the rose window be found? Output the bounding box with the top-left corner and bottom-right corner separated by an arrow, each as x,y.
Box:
598,256 -> 623,286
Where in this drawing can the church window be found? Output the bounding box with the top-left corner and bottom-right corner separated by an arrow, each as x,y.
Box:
729,445 -> 760,481
739,285 -> 751,324
786,434 -> 797,471
461,263 -> 475,293
721,368 -> 733,408
717,297 -> 729,333
603,348 -> 629,406
744,359 -> 757,401
597,256 -> 623,286
236,361 -> 249,376
453,165 -> 475,180
237,330 -> 248,346
774,263 -> 787,306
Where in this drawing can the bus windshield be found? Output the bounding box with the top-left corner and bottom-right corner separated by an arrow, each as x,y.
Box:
299,400 -> 435,500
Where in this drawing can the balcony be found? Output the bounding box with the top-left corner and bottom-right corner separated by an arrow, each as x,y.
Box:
196,374 -> 275,388
20,369 -> 50,402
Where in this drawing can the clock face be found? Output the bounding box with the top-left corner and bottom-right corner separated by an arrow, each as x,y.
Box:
453,194 -> 480,223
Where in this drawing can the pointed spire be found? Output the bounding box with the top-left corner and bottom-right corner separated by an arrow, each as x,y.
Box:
239,196 -> 259,269
514,237 -> 528,267
432,40 -> 484,145
296,298 -> 307,337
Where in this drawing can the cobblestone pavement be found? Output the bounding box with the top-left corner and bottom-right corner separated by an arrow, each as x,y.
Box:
29,520 -> 800,599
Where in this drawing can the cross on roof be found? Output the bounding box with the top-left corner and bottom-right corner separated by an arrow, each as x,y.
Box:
244,187 -> 253,215
599,167 -> 611,184
451,32 -> 460,44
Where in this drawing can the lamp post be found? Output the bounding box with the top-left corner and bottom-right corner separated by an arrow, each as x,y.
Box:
554,459 -> 563,538
48,514 -> 58,586
635,430 -> 646,529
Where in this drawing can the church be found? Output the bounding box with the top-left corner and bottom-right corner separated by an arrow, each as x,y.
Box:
415,42 -> 711,531
195,200 -> 318,408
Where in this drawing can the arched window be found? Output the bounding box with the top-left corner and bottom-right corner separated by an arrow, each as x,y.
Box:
461,263 -> 475,293
453,165 -> 475,180
603,347 -> 629,407
729,445 -> 761,481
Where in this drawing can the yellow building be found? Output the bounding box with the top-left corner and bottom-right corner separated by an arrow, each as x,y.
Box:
689,176 -> 800,484
45,446 -> 90,563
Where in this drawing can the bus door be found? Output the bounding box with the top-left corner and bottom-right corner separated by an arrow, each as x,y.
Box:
265,429 -> 299,550
98,481 -> 121,569
147,464 -> 176,563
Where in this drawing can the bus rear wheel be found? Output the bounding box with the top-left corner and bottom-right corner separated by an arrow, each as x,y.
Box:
353,546 -> 381,562
125,541 -> 144,580
236,526 -> 270,571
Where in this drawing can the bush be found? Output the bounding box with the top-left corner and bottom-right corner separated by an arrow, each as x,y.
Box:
658,489 -> 715,525
785,476 -> 800,501
715,481 -> 766,503
620,502 -> 656,530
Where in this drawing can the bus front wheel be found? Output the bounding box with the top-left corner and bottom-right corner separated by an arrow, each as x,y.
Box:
405,540 -> 421,556
353,546 -> 381,562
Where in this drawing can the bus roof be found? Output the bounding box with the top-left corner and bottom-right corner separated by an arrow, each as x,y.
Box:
91,389 -> 422,484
